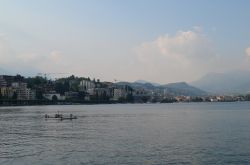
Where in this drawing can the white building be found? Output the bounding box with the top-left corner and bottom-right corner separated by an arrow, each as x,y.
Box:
113,88 -> 127,100
0,76 -> 7,87
43,92 -> 65,101
11,82 -> 36,100
0,87 -> 14,98
26,88 -> 36,100
79,79 -> 95,91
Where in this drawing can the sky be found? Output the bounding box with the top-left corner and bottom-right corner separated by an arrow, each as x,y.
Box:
0,0 -> 250,83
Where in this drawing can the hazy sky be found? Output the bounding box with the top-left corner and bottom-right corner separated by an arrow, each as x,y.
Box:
0,0 -> 250,83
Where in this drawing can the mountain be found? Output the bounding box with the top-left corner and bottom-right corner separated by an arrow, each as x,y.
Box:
116,81 -> 156,90
116,81 -> 207,96
134,80 -> 161,86
162,82 -> 208,96
191,70 -> 250,94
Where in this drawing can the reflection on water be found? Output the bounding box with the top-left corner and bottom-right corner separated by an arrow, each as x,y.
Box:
1,102 -> 250,165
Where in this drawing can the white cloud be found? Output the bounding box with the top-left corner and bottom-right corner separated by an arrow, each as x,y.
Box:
246,47 -> 250,58
138,30 -> 214,61
1,28 -> 249,83
49,50 -> 62,62
0,35 -> 69,75
135,29 -> 217,82
0,35 -> 11,63
193,26 -> 203,32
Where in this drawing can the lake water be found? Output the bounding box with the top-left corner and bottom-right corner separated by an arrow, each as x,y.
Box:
1,102 -> 250,165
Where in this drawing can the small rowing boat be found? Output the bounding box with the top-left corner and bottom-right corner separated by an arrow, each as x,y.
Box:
45,113 -> 77,120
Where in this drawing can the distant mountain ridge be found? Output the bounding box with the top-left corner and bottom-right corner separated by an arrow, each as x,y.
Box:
191,70 -> 250,94
162,82 -> 208,96
116,80 -> 207,96
134,80 -> 161,86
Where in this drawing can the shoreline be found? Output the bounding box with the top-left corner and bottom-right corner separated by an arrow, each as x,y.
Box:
0,99 -> 248,107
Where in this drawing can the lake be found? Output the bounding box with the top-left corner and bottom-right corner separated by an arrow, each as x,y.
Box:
1,102 -> 250,165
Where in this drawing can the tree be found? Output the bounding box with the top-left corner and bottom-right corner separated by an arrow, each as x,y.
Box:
12,92 -> 17,100
0,92 -> 2,105
246,94 -> 250,101
160,97 -> 177,103
36,90 -> 43,99
141,96 -> 149,103
118,97 -> 126,103
69,75 -> 75,80
14,74 -> 24,82
52,95 -> 58,102
55,82 -> 65,95
126,94 -> 134,103
25,76 -> 48,88
70,80 -> 80,92
54,80 -> 70,94
191,97 -> 203,102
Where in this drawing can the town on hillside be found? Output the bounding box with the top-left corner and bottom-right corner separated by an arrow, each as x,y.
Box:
0,74 -> 249,106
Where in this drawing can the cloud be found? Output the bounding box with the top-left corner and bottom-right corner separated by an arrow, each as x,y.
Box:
0,34 -> 69,75
49,50 -> 62,62
246,47 -> 250,58
135,29 -> 217,82
1,27 -> 249,83
0,35 -> 13,64
137,29 -> 214,62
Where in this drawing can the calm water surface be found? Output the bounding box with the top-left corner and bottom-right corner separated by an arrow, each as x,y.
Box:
1,102 -> 250,165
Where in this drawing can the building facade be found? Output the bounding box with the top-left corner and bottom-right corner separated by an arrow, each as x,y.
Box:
11,82 -> 36,100
79,79 -> 95,91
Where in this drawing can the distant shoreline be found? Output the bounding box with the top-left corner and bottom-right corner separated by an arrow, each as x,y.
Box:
0,99 -> 117,107
0,99 -> 248,107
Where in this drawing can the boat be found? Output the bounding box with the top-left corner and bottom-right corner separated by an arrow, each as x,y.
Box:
45,113 -> 77,120
60,116 -> 77,120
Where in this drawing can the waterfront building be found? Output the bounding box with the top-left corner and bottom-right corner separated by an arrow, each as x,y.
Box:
94,88 -> 109,97
12,82 -> 27,100
65,91 -> 79,99
111,85 -> 133,101
11,82 -> 36,100
79,79 -> 95,91
0,87 -> 15,99
84,93 -> 90,101
43,91 -> 65,101
0,76 -> 7,87
26,88 -> 36,100
113,88 -> 127,100
0,75 -> 15,87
